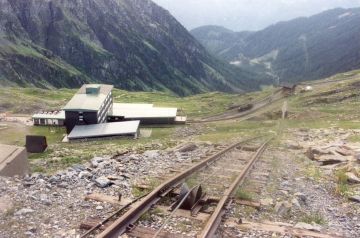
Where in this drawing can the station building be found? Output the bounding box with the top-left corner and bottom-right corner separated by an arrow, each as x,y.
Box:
32,84 -> 186,141
63,84 -> 113,133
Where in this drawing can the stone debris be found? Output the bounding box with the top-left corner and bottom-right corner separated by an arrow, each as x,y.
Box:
345,172 -> 360,184
274,201 -> 292,215
14,208 -> 35,216
95,176 -> 113,188
260,198 -> 274,206
294,222 -> 322,232
0,143 -> 212,237
349,195 -> 360,203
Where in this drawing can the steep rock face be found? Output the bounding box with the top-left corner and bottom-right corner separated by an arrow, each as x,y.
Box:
191,8 -> 360,84
0,0 -> 267,95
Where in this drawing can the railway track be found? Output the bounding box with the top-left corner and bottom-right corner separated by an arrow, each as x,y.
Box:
190,88 -> 285,123
80,136 -> 272,238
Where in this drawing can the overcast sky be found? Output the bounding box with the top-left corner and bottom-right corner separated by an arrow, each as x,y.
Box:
152,0 -> 360,31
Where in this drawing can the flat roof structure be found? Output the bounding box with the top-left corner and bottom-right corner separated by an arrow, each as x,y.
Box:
110,103 -> 177,119
67,121 -> 140,140
0,144 -> 29,177
32,111 -> 65,120
63,84 -> 114,112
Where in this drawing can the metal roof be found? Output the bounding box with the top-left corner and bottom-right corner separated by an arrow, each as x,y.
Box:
32,111 -> 65,120
110,103 -> 177,119
67,121 -> 140,140
63,84 -> 113,112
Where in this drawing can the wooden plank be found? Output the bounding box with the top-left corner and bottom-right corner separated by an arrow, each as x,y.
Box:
225,220 -> 343,238
84,193 -> 131,206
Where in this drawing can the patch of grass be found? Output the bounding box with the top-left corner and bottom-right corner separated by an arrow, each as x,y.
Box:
347,135 -> 360,142
335,169 -> 351,197
139,211 -> 152,221
58,156 -> 83,166
31,165 -> 46,173
300,211 -> 326,225
235,188 -> 254,201
185,176 -> 199,188
132,187 -> 147,198
3,206 -> 17,218
305,165 -> 322,181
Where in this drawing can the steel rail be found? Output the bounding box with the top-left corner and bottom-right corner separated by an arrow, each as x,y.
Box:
80,193 -> 149,238
190,90 -> 285,123
97,137 -> 260,238
200,138 -> 272,238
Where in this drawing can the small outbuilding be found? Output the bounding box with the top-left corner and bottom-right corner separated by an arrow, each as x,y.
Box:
32,111 -> 65,126
109,103 -> 186,124
0,144 -> 29,177
67,121 -> 140,141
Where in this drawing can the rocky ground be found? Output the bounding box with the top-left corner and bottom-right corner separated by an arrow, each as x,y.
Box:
0,143 -> 213,238
222,128 -> 360,238
1,127 -> 360,238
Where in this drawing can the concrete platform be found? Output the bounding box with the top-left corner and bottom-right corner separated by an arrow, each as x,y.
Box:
0,144 -> 29,177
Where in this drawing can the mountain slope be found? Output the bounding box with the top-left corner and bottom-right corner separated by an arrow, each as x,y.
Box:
0,0 -> 267,96
191,8 -> 360,84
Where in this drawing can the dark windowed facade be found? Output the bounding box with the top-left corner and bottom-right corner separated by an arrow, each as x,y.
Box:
63,85 -> 114,133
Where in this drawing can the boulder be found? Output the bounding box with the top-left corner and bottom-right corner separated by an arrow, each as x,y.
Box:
306,147 -> 333,160
91,157 -> 105,168
95,176 -> 113,188
345,172 -> 360,184
79,171 -> 92,179
349,195 -> 360,203
318,155 -> 348,165
274,201 -> 291,216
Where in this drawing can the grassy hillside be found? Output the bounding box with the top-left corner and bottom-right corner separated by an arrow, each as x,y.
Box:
1,69 -> 360,173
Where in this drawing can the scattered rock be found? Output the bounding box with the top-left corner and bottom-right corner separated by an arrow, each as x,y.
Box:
260,198 -> 274,206
306,147 -> 333,160
318,155 -> 349,165
291,197 -> 301,209
294,222 -> 322,232
345,172 -> 360,184
285,141 -> 303,150
94,176 -> 113,188
143,150 -> 159,159
95,205 -> 104,210
177,143 -> 198,153
15,208 -> 35,216
39,194 -> 52,206
349,195 -> 360,203
91,157 -> 105,168
274,201 -> 291,216
79,171 -> 92,179
294,192 -> 307,206
0,196 -> 14,214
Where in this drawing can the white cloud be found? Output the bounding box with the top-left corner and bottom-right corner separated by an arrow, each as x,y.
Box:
153,0 -> 360,31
